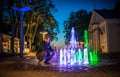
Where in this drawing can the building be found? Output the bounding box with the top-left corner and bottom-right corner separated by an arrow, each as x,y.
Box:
0,33 -> 29,53
88,9 -> 120,53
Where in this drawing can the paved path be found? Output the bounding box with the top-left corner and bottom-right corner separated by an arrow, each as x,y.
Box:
0,52 -> 120,77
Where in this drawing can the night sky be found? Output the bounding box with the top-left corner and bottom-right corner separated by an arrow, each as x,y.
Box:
52,0 -> 116,48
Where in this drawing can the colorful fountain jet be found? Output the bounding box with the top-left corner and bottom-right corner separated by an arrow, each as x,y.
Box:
83,30 -> 89,64
70,27 -> 77,65
70,27 -> 76,48
59,28 -> 98,66
60,27 -> 77,65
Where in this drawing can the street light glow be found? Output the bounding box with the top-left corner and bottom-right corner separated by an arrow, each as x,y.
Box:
39,32 -> 48,40
39,32 -> 48,35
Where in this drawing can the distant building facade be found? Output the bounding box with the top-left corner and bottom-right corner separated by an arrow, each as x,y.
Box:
88,9 -> 120,53
0,33 -> 29,53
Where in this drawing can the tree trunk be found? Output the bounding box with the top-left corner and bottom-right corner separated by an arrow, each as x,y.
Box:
25,23 -> 30,36
10,10 -> 16,53
0,33 -> 3,53
32,23 -> 38,43
11,20 -> 15,53
28,37 -> 32,52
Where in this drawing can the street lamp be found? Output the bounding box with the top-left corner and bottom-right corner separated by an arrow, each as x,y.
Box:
39,32 -> 48,40
12,6 -> 32,58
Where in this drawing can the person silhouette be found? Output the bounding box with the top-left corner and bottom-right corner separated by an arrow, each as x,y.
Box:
36,36 -> 54,65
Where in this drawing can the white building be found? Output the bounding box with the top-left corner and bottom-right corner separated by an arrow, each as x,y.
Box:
88,9 -> 120,53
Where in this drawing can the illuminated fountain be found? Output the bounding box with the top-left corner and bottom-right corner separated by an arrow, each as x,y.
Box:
59,27 -> 98,66
70,27 -> 77,48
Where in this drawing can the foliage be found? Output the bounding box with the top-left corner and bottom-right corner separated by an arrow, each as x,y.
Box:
63,9 -> 91,45
0,0 -> 59,46
114,0 -> 120,11
0,0 -> 14,34
23,0 -> 59,46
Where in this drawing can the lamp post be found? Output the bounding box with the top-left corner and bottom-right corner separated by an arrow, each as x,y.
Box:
12,6 -> 32,58
39,32 -> 48,40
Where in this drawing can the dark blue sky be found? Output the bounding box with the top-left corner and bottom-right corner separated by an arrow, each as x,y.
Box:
52,0 -> 116,48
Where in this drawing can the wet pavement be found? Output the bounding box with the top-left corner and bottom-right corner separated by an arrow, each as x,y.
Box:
0,52 -> 120,77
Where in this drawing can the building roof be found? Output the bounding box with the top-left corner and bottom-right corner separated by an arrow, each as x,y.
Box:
94,9 -> 120,19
